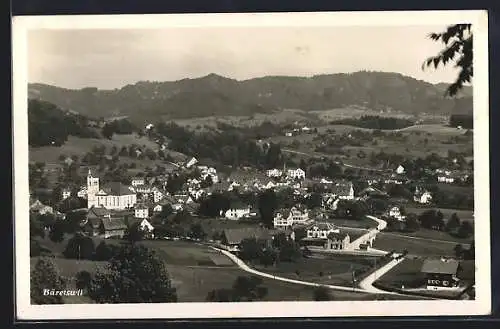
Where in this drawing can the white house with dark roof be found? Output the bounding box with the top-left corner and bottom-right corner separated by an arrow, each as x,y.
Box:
273,206 -> 310,229
134,204 -> 150,219
421,258 -> 461,290
305,222 -> 340,239
286,168 -> 306,180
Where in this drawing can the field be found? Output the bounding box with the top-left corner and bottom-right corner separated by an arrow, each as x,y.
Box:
328,217 -> 378,229
29,134 -> 188,164
372,233 -> 458,256
256,254 -> 381,287
405,207 -> 474,221
384,228 -> 473,244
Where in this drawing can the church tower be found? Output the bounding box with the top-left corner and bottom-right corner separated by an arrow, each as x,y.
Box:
87,169 -> 100,209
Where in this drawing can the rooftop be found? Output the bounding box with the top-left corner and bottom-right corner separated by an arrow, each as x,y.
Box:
421,258 -> 460,275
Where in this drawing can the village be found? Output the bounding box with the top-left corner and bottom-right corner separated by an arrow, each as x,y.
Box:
29,125 -> 475,301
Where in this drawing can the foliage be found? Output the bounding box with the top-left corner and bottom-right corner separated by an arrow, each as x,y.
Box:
423,24 -> 473,97
330,115 -> 414,130
312,286 -> 332,301
418,210 -> 445,231
449,114 -> 473,129
75,270 -> 92,290
445,213 -> 461,233
63,233 -> 96,260
94,241 -> 120,261
258,190 -> 278,228
48,220 -> 66,243
188,222 -> 207,240
88,244 -> 177,303
456,221 -> 474,239
278,240 -> 302,262
31,257 -> 65,304
123,222 -> 145,243
198,193 -> 231,217
28,99 -> 98,147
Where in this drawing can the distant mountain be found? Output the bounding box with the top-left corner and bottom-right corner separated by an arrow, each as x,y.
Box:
28,71 -> 473,124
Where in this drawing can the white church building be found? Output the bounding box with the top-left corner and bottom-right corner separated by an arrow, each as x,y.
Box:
87,170 -> 137,210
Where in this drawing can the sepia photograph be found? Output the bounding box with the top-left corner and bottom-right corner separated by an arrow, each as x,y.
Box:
12,10 -> 490,319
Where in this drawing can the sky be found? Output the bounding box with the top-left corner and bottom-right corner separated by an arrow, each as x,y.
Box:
28,25 -> 461,90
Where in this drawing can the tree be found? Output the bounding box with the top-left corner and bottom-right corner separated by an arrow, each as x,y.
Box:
454,244 -> 464,259
94,241 -> 119,261
75,270 -> 92,290
231,276 -> 268,301
101,124 -> 114,139
423,24 -> 472,96
278,240 -> 302,262
239,238 -> 263,262
404,214 -> 420,233
123,222 -> 145,243
88,244 -> 177,303
30,214 -> 46,239
31,257 -> 65,304
63,233 -> 96,260
48,220 -> 66,243
446,213 -> 461,232
258,190 -> 278,229
456,221 -> 474,238
313,286 -> 332,301
189,222 -> 207,240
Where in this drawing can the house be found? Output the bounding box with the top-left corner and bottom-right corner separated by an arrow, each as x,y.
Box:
305,222 -> 340,239
330,181 -> 355,200
325,232 -> 351,250
438,175 -> 455,184
322,194 -> 341,211
145,123 -> 154,130
87,206 -> 111,220
77,187 -> 87,199
127,217 -> 155,238
266,169 -> 283,178
221,201 -> 255,220
220,227 -> 272,252
134,204 -> 150,219
101,217 -> 128,239
286,168 -> 306,180
273,206 -> 310,229
131,177 -> 145,187
396,165 -> 406,175
30,200 -> 54,215
414,188 -> 433,204
421,258 -> 461,290
61,188 -> 72,200
388,206 -> 405,221
185,157 -> 198,169
87,170 -> 137,210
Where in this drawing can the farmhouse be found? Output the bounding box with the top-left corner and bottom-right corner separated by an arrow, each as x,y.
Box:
220,227 -> 272,252
421,258 -> 461,290
437,175 -> 455,184
61,188 -> 72,200
301,230 -> 351,250
388,206 -> 405,221
101,217 -> 128,239
305,222 -> 340,239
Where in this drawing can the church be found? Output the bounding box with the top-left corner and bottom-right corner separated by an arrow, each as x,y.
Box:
87,170 -> 137,210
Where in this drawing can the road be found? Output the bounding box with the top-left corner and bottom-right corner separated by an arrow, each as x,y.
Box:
282,148 -> 389,173
211,246 -> 367,293
357,257 -> 406,294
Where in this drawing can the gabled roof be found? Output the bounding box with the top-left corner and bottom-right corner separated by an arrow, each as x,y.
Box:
101,217 -> 127,231
327,231 -> 349,240
306,222 -> 337,231
88,206 -> 111,218
329,181 -> 353,196
222,227 -> 271,245
421,259 -> 460,275
99,182 -> 136,196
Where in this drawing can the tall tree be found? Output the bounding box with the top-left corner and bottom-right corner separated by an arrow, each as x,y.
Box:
88,244 -> 177,303
31,257 -> 65,304
423,24 -> 472,96
258,189 -> 278,229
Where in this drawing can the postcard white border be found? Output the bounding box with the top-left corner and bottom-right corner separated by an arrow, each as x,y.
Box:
13,10 -> 490,320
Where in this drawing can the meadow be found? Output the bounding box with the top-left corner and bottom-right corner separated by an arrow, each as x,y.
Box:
372,233 -> 458,256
